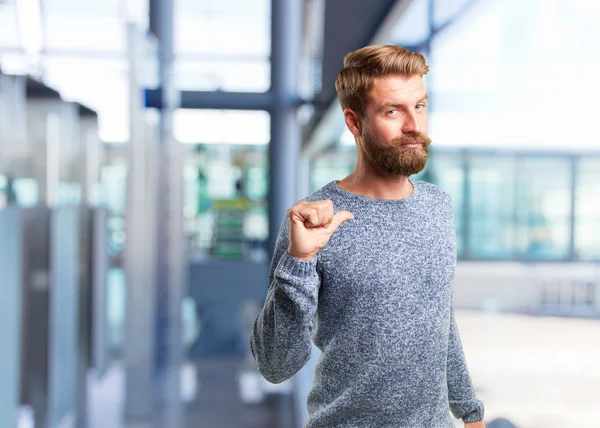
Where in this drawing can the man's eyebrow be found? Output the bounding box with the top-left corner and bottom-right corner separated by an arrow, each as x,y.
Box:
379,94 -> 429,111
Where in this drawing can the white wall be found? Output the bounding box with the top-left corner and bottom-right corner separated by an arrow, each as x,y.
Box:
453,262 -> 600,316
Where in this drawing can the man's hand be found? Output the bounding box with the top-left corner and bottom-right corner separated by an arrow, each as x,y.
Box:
465,421 -> 486,428
288,200 -> 354,260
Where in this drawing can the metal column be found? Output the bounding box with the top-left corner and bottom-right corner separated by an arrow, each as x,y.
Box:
150,0 -> 185,425
48,206 -> 81,427
268,0 -> 304,258
124,23 -> 157,423
0,207 -> 23,428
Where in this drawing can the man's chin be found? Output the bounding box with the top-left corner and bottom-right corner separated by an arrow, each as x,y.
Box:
376,165 -> 427,178
365,149 -> 428,177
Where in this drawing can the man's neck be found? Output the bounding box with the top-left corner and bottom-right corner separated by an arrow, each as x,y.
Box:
337,167 -> 414,200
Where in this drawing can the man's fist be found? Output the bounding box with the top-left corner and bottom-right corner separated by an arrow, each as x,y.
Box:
287,200 -> 354,261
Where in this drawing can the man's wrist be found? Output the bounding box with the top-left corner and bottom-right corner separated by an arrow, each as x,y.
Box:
287,247 -> 317,261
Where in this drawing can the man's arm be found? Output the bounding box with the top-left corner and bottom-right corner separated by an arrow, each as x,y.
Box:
447,298 -> 485,423
250,215 -> 320,384
250,201 -> 353,384
444,194 -> 485,424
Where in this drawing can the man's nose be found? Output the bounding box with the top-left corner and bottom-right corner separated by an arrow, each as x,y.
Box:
401,111 -> 421,134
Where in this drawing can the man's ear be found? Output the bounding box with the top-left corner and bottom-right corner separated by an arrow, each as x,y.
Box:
343,108 -> 362,138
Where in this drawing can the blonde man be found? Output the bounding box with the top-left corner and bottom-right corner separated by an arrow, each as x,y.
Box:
251,45 -> 485,428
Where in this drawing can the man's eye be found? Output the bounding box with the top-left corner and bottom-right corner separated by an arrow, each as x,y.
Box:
416,104 -> 427,110
386,109 -> 398,115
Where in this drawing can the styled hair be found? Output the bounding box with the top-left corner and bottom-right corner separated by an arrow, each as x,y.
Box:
335,45 -> 429,116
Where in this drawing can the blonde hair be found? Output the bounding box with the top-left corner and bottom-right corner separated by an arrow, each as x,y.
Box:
335,45 -> 429,116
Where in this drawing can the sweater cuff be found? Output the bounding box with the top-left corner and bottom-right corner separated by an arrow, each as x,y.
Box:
461,401 -> 485,423
274,252 -> 320,292
276,251 -> 318,277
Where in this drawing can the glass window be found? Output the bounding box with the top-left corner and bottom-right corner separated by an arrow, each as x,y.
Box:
177,12 -> 270,57
0,3 -> 20,48
428,0 -> 600,152
515,157 -> 572,260
174,109 -> 270,145
467,154 -> 517,259
183,144 -> 269,262
423,150 -> 466,256
41,56 -> 129,142
12,178 -> 39,207
100,159 -> 127,258
175,0 -> 271,92
575,157 -> 600,260
174,58 -> 270,92
44,8 -> 125,52
310,149 -> 356,193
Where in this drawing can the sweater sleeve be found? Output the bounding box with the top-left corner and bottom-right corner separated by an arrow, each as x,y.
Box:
444,193 -> 484,422
447,296 -> 485,422
250,214 -> 321,384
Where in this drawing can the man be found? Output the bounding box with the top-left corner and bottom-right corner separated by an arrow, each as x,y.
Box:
251,45 -> 485,427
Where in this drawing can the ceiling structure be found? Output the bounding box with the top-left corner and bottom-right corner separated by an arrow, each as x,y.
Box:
2,0 -> 536,150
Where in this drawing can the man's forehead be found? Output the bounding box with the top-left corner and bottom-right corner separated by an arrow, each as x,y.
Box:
369,74 -> 426,101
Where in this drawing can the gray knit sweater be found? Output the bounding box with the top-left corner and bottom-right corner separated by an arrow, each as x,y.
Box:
251,178 -> 484,427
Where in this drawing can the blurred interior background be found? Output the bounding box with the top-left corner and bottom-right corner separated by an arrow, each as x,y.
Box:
0,0 -> 599,427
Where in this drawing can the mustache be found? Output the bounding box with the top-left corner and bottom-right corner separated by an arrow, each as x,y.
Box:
391,133 -> 431,147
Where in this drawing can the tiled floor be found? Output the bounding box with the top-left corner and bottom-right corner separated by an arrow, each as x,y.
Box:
455,311 -> 600,428
84,312 -> 600,428
86,358 -> 294,428
187,357 -> 295,428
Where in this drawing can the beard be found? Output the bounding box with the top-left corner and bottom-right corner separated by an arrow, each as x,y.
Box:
361,126 -> 431,177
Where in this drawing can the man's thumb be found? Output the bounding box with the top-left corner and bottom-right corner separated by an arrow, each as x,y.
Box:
328,210 -> 354,231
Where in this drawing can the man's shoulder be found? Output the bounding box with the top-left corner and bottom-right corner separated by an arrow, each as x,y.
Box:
415,179 -> 452,203
298,181 -> 338,204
